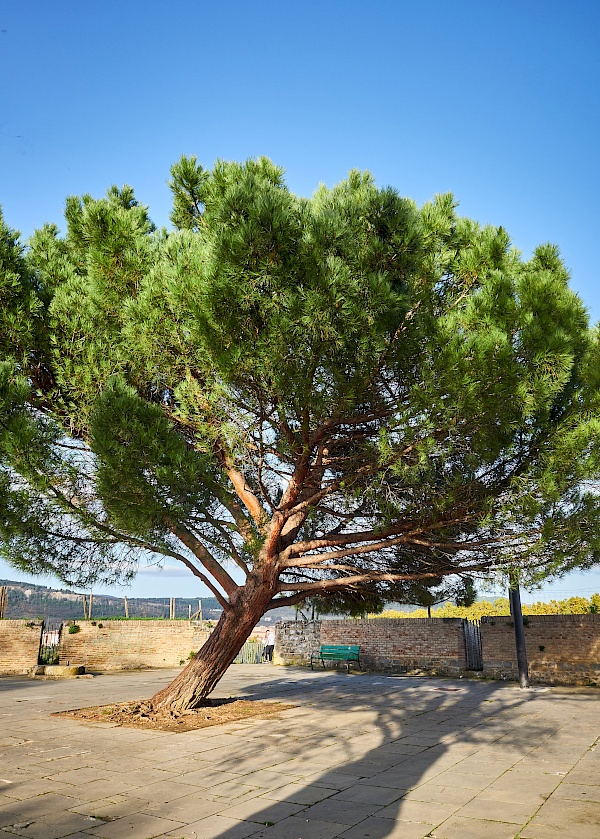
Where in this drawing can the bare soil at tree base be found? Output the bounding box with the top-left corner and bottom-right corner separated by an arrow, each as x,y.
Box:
52,698 -> 294,732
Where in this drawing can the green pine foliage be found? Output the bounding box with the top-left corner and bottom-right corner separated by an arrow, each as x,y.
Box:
1,156 -> 600,602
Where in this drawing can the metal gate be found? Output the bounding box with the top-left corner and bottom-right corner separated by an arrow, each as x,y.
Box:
463,619 -> 483,670
39,621 -> 62,665
234,640 -> 264,664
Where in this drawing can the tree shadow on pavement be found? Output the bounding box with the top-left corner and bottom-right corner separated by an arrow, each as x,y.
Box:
201,671 -> 556,839
0,675 -> 55,693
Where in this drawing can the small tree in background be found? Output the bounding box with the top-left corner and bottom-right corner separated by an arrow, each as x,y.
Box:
399,576 -> 477,618
2,156 -> 600,711
298,588 -> 388,620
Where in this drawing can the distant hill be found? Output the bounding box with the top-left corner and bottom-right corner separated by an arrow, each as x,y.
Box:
0,578 -> 300,624
0,578 -> 224,622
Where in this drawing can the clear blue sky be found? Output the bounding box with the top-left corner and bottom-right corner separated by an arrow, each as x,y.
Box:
1,1 -> 600,601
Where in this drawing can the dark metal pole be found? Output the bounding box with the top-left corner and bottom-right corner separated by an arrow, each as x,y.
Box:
509,581 -> 530,688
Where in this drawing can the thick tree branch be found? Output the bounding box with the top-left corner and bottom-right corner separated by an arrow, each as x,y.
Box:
266,591 -> 309,610
159,551 -> 231,609
218,447 -> 268,528
168,520 -> 239,597
283,508 -> 485,564
187,521 -> 250,577
278,562 -> 500,594
217,491 -> 256,543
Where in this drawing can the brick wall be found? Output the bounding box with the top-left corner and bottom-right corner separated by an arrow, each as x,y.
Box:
276,618 -> 466,676
0,620 -> 43,674
58,620 -> 212,671
4,614 -> 599,683
481,614 -> 600,686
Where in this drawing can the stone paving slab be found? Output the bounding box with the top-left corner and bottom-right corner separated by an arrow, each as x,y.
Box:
161,815 -> 263,839
70,795 -> 152,821
83,812 -> 184,839
550,781 -> 600,802
520,823 -> 600,839
454,795 -> 534,824
246,814 -> 344,838
257,782 -> 339,805
330,784 -> 402,806
338,818 -> 432,838
0,667 -> 598,839
0,794 -> 82,829
403,783 -> 476,806
1,809 -> 102,839
216,797 -> 304,823
431,814 -> 523,838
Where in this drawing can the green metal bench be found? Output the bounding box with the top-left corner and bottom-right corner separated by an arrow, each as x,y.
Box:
310,644 -> 361,673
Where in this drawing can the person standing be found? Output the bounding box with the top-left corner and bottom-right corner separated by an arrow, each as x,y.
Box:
264,628 -> 275,662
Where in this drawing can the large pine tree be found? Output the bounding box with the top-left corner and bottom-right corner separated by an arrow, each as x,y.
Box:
2,157 -> 600,710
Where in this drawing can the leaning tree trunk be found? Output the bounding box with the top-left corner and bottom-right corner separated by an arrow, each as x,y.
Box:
151,574 -> 277,712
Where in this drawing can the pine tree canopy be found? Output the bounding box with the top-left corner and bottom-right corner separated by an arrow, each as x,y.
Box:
2,156 -> 600,610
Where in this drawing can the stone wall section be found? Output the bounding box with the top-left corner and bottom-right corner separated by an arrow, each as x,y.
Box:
276,618 -> 466,676
481,614 -> 600,686
274,620 -> 322,666
0,620 -> 43,674
58,620 -> 212,671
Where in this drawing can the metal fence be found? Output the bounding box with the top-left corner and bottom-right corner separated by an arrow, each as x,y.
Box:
234,640 -> 265,664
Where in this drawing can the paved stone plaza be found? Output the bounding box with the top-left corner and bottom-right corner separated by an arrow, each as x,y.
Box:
0,666 -> 598,839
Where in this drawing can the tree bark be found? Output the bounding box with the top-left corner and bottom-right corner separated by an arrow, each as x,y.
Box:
150,572 -> 277,712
